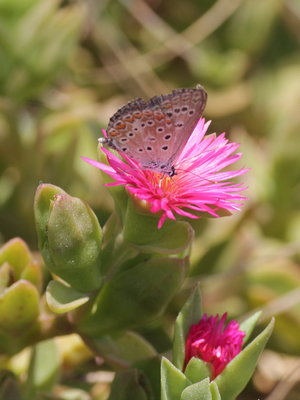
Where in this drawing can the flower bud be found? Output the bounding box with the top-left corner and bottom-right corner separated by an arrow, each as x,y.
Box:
34,184 -> 103,292
184,313 -> 245,379
161,286 -> 274,400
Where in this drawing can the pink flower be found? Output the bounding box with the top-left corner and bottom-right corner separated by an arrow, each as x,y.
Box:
184,313 -> 245,379
82,119 -> 247,228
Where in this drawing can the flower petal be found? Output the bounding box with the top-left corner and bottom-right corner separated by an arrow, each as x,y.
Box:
83,118 -> 247,228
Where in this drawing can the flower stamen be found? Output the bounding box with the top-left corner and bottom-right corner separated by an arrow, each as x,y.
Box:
184,313 -> 245,379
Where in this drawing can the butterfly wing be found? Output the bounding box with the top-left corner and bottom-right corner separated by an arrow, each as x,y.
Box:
145,88 -> 207,168
105,87 -> 207,174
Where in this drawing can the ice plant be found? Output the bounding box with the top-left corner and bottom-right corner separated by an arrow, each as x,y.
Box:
184,313 -> 245,379
163,287 -> 273,400
82,119 -> 247,228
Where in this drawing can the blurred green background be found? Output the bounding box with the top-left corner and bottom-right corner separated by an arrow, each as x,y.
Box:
1,0 -> 300,398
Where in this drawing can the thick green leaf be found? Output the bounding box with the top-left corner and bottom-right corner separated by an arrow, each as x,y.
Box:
108,370 -> 148,400
79,257 -> 186,335
180,378 -> 211,400
99,213 -> 130,276
20,262 -> 42,292
0,263 -> 10,293
214,318 -> 274,400
184,357 -> 211,383
25,339 -> 59,398
90,331 -> 157,368
173,285 -> 202,370
46,280 -> 90,314
239,311 -> 262,343
210,382 -> 221,400
161,357 -> 190,400
113,331 -> 157,362
135,357 -> 161,400
99,213 -> 138,279
0,280 -> 39,334
0,238 -> 31,279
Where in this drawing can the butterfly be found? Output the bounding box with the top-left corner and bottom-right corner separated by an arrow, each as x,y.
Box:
100,86 -> 207,177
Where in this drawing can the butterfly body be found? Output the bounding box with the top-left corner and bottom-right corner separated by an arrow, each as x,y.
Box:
101,87 -> 207,176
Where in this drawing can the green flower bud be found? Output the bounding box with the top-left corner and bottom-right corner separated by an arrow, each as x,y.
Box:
34,184 -> 103,292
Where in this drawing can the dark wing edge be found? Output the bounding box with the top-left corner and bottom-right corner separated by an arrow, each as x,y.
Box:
107,98 -> 147,131
148,86 -> 207,111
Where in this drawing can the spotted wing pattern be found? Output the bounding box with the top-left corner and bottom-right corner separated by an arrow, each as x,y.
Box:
104,87 -> 207,175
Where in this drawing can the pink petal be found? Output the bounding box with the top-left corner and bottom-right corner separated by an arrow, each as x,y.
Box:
84,118 -> 248,228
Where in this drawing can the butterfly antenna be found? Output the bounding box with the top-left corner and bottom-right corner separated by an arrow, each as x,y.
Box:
174,167 -> 217,184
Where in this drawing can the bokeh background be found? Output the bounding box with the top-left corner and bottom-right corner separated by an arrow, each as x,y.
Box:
0,0 -> 300,398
